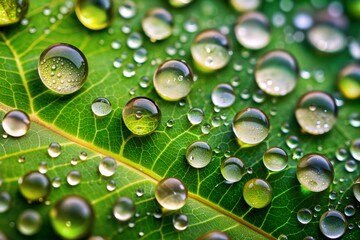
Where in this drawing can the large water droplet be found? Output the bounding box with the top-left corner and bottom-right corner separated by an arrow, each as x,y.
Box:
263,147 -> 288,171
18,171 -> 51,201
295,91 -> 337,135
296,154 -> 334,192
220,156 -> 245,183
319,210 -> 347,239
187,108 -> 204,125
243,178 -> 272,208
211,83 -> 235,108
191,29 -> 231,72
0,0 -> 28,26
186,141 -> 212,168
155,178 -> 187,210
2,110 -> 30,137
122,97 -> 161,136
38,43 -> 88,94
91,97 -> 112,117
232,108 -> 270,147
234,12 -> 270,50
75,0 -> 114,30
153,60 -> 194,101
50,195 -> 94,239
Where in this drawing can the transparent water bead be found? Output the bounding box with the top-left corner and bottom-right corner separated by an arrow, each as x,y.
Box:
50,195 -> 94,239
38,43 -> 88,94
232,108 -> 270,147
2,110 -> 30,137
19,171 -> 51,201
17,209 -> 42,236
67,170 -> 82,186
350,138 -> 360,160
295,91 -> 337,135
0,192 -> 11,213
0,0 -> 28,26
234,12 -> 270,50
169,0 -> 193,7
230,0 -> 261,12
187,108 -> 204,125
319,210 -> 347,239
122,97 -> 161,136
155,178 -> 187,210
91,97 -> 112,117
211,83 -> 235,108
243,178 -> 272,209
344,204 -> 355,217
153,59 -> 194,101
141,8 -> 173,42
172,213 -> 188,231
75,0 -> 114,30
353,176 -> 360,202
255,50 -> 299,96
48,142 -> 61,158
297,208 -> 312,224
220,157 -> 245,183
191,29 -> 231,72
197,231 -> 231,240
337,64 -> 360,99
118,0 -> 136,19
99,156 -> 117,177
296,154 -> 334,192
263,147 -> 288,172
186,141 -> 212,168
113,197 -> 135,221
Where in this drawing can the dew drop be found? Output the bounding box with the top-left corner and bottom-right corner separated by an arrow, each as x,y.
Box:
153,60 -> 194,101
187,108 -> 204,125
16,209 -> 42,236
350,138 -> 360,160
66,170 -> 82,186
136,188 -> 144,197
118,0 -> 136,19
2,110 -> 30,137
106,180 -> 116,192
172,214 -> 188,231
0,192 -> 11,213
344,204 -> 355,217
91,97 -> 112,117
353,176 -> 360,202
18,171 -> 51,201
297,208 -> 312,224
337,64 -> 360,99
296,154 -> 334,192
211,83 -> 235,108
75,0 -> 114,30
220,157 -> 245,183
127,32 -> 143,49
99,156 -> 117,177
0,0 -> 28,26
113,197 -> 135,221
243,178 -> 272,208
142,8 -> 173,42
230,0 -> 261,12
197,231 -> 231,240
263,147 -> 288,171
319,210 -> 347,239
52,177 -> 61,188
186,141 -> 212,168
48,142 -> 61,158
155,178 -> 187,210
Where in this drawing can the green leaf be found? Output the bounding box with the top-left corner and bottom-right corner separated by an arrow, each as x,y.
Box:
0,0 -> 359,239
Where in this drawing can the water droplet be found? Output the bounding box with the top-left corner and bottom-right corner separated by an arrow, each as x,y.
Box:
187,108 -> 204,125
201,123 -> 211,134
319,210 -> 347,239
48,142 -> 61,158
345,159 -> 357,172
18,155 -> 26,163
2,110 -> 30,137
234,12 -> 270,50
75,0 -> 114,30
184,17 -> 198,33
16,209 -> 42,236
122,97 -> 161,136
79,151 -> 87,161
335,147 -> 348,161
169,0 -> 193,7
70,157 -> 78,166
172,214 -> 188,231
66,170 -> 82,186
133,48 -> 148,64
166,119 -> 175,128
18,171 -> 50,201
155,178 -> 187,210
127,32 -> 143,49
191,29 -> 231,72
106,180 -> 116,191
50,195 -> 94,239
329,191 -> 337,200
344,204 -> 355,217
91,97 -> 112,117
263,147 -> 288,171
349,112 -> 360,128
232,108 -> 270,147
230,0 -> 261,12
43,6 -> 51,16
38,44 -> 88,94
286,135 -> 298,149
113,57 -> 122,68
113,197 -> 135,221
296,154 -> 334,192
139,76 -> 150,88
153,60 -> 194,101
211,83 -> 235,108
293,11 -> 313,30
0,0 -> 28,26
337,64 -> 360,99
297,208 -> 312,224
221,157 -> 245,183
0,192 -> 11,213
135,188 -> 144,197
52,177 -> 61,188
240,88 -> 250,100
99,156 -> 117,177
295,91 -> 337,135
118,0 -> 136,19
350,138 -> 360,160
142,8 -> 173,42
255,50 -> 299,96
353,176 -> 360,202
252,89 -> 266,103
186,141 -> 212,168
197,231 -> 231,240
243,178 -> 272,208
